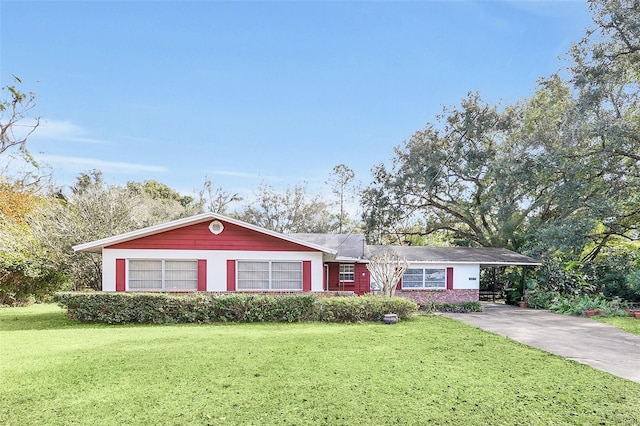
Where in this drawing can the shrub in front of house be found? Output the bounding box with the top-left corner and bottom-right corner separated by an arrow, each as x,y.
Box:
54,292 -> 418,324
314,295 -> 418,322
55,292 -> 211,324
212,293 -> 317,322
416,301 -> 483,314
432,301 -> 483,313
55,292 -> 318,324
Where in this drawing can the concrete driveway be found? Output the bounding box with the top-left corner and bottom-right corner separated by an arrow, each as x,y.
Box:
442,303 -> 640,383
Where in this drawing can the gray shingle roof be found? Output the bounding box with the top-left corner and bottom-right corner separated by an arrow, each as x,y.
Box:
290,234 -> 540,266
290,233 -> 367,260
366,245 -> 541,266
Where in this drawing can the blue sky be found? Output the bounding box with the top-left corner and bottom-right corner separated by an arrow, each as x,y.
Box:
1,0 -> 593,204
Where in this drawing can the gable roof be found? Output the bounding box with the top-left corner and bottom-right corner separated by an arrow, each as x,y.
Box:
290,233 -> 366,261
366,245 -> 541,267
72,212 -> 338,254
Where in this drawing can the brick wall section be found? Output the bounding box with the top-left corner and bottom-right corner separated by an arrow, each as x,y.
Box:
200,291 -> 356,297
395,289 -> 479,305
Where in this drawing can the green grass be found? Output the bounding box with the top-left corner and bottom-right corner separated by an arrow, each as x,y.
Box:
2,304 -> 640,425
598,316 -> 640,336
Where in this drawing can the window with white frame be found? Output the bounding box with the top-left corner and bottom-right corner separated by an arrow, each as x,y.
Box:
402,268 -> 446,289
339,264 -> 355,282
237,261 -> 302,290
128,260 -> 198,291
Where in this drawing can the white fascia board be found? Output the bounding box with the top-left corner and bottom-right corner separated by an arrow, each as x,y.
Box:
403,260 -> 541,266
334,256 -> 368,263
72,212 -> 337,255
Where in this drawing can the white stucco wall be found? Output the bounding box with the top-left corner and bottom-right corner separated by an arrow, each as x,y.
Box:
451,264 -> 480,289
102,249 -> 325,292
405,262 -> 480,290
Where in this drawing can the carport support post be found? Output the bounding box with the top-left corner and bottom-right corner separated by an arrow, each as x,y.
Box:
520,267 -> 528,303
492,267 -> 496,303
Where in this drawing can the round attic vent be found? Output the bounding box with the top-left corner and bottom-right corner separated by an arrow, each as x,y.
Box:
208,220 -> 224,235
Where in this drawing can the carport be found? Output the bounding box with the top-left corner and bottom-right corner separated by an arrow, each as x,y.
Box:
377,246 -> 541,302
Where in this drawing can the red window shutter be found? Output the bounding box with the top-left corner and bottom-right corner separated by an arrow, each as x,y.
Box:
446,267 -> 454,290
302,261 -> 312,292
197,260 -> 207,292
226,260 -> 236,291
115,259 -> 126,292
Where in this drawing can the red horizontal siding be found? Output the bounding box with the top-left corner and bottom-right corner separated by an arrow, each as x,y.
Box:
106,220 -> 318,252
325,262 -> 369,295
354,263 -> 370,295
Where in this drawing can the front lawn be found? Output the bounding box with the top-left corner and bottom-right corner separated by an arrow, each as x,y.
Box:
598,316 -> 640,336
2,304 -> 639,425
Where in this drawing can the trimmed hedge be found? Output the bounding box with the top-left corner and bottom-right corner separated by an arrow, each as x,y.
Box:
314,295 -> 417,322
418,301 -> 484,314
54,292 -> 418,324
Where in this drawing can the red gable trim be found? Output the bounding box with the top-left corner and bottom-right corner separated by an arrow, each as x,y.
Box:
73,212 -> 336,255
107,221 -> 318,252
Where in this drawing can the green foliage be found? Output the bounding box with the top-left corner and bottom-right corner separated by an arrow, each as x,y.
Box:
428,302 -> 483,313
361,1 -> 640,296
55,292 -> 319,324
548,293 -> 627,317
314,295 -> 417,322
54,293 -> 417,324
126,180 -> 196,209
0,253 -> 67,306
598,316 -> 640,337
579,244 -> 640,302
29,171 -> 201,291
362,93 -> 530,249
0,218 -> 68,306
534,258 -> 594,296
530,251 -> 640,307
623,269 -> 640,302
526,289 -> 560,310
212,293 -> 317,323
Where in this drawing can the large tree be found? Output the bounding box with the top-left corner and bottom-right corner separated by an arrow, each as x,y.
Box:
31,171 -> 199,289
326,164 -> 356,233
361,80 -> 636,258
362,93 -> 536,249
565,0 -> 640,260
237,183 -> 337,233
0,77 -> 63,304
0,76 -> 39,160
194,176 -> 241,215
366,248 -> 408,297
362,0 -> 640,261
0,76 -> 47,190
